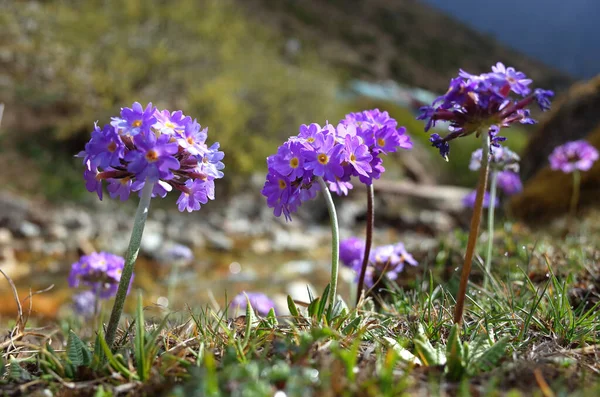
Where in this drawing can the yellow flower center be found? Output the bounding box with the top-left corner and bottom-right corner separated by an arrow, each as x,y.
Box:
132,120 -> 142,127
290,157 -> 299,168
318,153 -> 329,165
165,121 -> 175,129
377,138 -> 385,147
278,179 -> 287,189
187,137 -> 194,145
145,149 -> 159,162
350,154 -> 356,162
307,137 -> 315,143
107,141 -> 117,153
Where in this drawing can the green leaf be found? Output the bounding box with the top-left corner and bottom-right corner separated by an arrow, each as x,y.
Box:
317,284 -> 330,320
67,330 -> 92,368
287,295 -> 300,318
243,293 -> 259,347
9,359 -> 31,381
307,297 -> 320,318
0,355 -> 5,377
383,337 -> 421,365
98,331 -> 137,380
445,324 -> 465,381
471,337 -> 509,373
93,385 -> 113,397
413,324 -> 445,367
265,308 -> 278,327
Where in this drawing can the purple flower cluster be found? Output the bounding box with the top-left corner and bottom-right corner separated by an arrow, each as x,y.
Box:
340,238 -> 418,288
549,140 -> 599,173
418,62 -> 554,160
262,110 -> 412,220
72,291 -> 96,318
68,252 -> 132,299
78,102 -> 224,212
229,292 -> 276,317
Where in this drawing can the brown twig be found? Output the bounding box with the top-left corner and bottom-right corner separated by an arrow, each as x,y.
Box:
454,133 -> 490,325
356,184 -> 374,306
0,267 -> 24,333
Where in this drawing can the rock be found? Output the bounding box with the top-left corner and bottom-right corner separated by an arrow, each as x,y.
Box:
271,228 -> 321,252
205,231 -> 234,251
0,192 -> 29,233
250,238 -> 271,255
276,260 -> 315,278
140,220 -> 164,256
18,220 -> 41,238
0,228 -> 13,245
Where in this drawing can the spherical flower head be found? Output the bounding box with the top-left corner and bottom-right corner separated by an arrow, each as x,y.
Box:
462,190 -> 499,209
343,134 -> 373,178
229,292 -> 276,317
365,242 -> 418,287
496,171 -> 523,196
80,103 -> 223,213
68,252 -> 132,299
418,63 -> 553,160
162,244 -> 194,264
340,237 -> 365,270
111,102 -> 157,136
262,171 -> 296,221
549,140 -> 599,173
72,291 -> 96,318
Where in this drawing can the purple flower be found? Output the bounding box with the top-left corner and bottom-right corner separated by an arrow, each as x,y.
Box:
262,110 -> 412,221
496,171 -> 523,195
162,244 -> 194,264
418,64 -> 553,159
111,102 -> 157,136
366,243 -> 418,287
303,132 -> 344,181
462,190 -> 499,209
343,134 -> 372,178
229,292 -> 276,317
72,291 -> 96,318
79,103 -> 224,212
68,252 -> 132,299
340,237 -> 365,270
549,140 -> 599,173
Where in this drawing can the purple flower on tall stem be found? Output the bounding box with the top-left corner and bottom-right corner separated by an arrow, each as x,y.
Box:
111,102 -> 157,137
496,171 -> 522,195
462,190 -> 498,209
303,132 -> 344,181
72,291 -> 97,318
343,135 -> 373,178
340,237 -> 365,270
68,252 -> 132,299
549,140 -> 599,173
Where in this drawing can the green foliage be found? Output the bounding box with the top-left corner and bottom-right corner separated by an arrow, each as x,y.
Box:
133,292 -> 170,381
3,0 -> 340,183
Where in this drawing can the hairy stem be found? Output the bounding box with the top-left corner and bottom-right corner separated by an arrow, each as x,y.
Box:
483,170 -> 497,290
454,133 -> 490,325
568,170 -> 581,231
105,181 -> 154,349
356,184 -> 374,306
317,177 -> 340,310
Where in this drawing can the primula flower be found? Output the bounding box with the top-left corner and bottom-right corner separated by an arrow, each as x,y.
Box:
496,171 -> 523,195
340,237 -> 418,287
549,140 -> 599,173
462,191 -> 499,209
230,292 -> 276,317
262,109 -> 412,221
68,252 -> 132,299
418,63 -> 553,160
340,237 -> 366,270
163,244 -> 194,264
78,102 -> 223,212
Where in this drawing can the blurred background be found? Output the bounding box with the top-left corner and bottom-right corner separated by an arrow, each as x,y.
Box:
1,0 -> 599,321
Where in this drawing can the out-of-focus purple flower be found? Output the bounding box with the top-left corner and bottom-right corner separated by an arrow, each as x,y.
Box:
496,171 -> 523,195
549,140 -> 599,173
262,109 -> 412,221
340,237 -> 365,270
72,290 -> 96,318
418,64 -> 553,159
163,244 -> 194,264
462,190 -> 499,209
78,103 -> 224,212
229,292 -> 276,317
469,145 -> 520,173
365,242 -> 418,287
68,252 -> 132,299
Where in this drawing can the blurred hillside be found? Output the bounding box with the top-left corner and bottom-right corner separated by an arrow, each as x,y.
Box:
0,0 -> 572,201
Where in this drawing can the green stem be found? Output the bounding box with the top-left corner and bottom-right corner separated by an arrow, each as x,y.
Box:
167,262 -> 180,308
454,132 -> 490,325
569,170 -> 581,221
105,181 -> 154,349
317,177 -> 340,310
356,184 -> 374,307
483,170 -> 497,290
